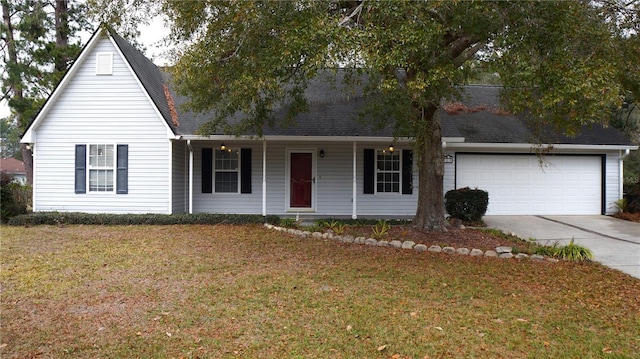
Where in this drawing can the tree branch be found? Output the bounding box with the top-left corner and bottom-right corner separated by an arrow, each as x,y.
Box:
218,36 -> 245,62
338,0 -> 364,27
453,41 -> 486,67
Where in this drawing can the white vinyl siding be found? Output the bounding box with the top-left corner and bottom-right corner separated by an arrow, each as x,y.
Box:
171,140 -> 188,214
443,151 -> 456,195
192,142 -> 262,214
31,38 -> 172,214
605,152 -> 622,215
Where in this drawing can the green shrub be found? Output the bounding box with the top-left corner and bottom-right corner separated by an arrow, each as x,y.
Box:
445,187 -> 489,222
1,172 -> 30,223
533,242 -> 560,256
553,239 -> 594,262
7,212 -> 280,226
371,219 -> 391,239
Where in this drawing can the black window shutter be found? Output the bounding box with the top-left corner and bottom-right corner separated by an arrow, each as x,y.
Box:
75,144 -> 86,194
116,144 -> 128,194
202,148 -> 213,193
240,148 -> 252,193
363,149 -> 375,194
402,149 -> 413,195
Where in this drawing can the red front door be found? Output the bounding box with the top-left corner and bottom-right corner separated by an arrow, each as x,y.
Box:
290,152 -> 313,208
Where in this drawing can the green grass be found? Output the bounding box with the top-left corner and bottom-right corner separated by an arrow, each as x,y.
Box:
1,225 -> 639,358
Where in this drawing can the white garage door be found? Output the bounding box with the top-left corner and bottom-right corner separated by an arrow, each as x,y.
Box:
456,154 -> 602,215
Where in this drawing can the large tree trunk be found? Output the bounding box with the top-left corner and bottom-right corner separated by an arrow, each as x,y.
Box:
413,104 -> 449,232
20,144 -> 33,185
55,0 -> 69,71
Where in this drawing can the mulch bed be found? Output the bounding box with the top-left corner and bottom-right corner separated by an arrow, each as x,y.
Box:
342,225 -> 530,252
613,212 -> 640,223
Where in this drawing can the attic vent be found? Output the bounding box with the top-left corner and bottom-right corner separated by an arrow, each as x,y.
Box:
96,52 -> 113,75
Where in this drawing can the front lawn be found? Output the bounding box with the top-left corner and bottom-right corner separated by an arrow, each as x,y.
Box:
1,225 -> 639,358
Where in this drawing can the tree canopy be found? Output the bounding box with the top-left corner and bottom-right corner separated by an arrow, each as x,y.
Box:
1,0 -> 91,181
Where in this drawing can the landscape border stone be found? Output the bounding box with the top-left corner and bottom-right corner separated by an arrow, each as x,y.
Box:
264,224 -> 558,264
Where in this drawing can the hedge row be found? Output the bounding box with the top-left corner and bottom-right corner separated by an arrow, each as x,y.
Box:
7,212 -> 280,226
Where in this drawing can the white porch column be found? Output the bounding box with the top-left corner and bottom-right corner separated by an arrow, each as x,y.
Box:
187,140 -> 193,214
262,139 -> 267,217
352,141 -> 357,219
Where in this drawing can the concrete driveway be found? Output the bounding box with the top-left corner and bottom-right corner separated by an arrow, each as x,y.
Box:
483,215 -> 640,279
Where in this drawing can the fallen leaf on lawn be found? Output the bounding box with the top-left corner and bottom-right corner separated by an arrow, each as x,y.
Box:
602,347 -> 612,353
0,344 -> 7,349
135,332 -> 142,336
410,312 -> 418,317
392,354 -> 401,359
434,327 -> 443,331
166,332 -> 172,337
516,318 -> 528,322
477,332 -> 486,337
544,341 -> 550,347
377,345 -> 387,351
346,325 -> 352,332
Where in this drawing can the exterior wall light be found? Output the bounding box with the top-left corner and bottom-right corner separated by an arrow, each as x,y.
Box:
444,154 -> 454,163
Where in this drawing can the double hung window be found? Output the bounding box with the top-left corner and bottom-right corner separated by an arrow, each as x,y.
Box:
75,144 -> 127,194
376,150 -> 400,193
89,144 -> 114,192
215,149 -> 239,193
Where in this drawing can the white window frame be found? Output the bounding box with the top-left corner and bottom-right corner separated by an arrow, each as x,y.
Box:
96,52 -> 113,75
88,144 -> 115,193
375,150 -> 401,194
214,149 -> 240,194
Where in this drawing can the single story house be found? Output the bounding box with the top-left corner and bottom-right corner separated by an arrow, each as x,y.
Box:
0,158 -> 27,185
21,28 -> 638,218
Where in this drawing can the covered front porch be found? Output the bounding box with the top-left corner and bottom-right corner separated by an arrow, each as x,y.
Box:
175,135 -> 457,219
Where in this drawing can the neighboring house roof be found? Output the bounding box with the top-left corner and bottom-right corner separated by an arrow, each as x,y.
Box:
0,158 -> 26,174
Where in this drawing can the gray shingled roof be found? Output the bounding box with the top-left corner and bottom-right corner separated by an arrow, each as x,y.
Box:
442,86 -> 634,145
170,70 -> 395,137
113,30 -> 633,146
